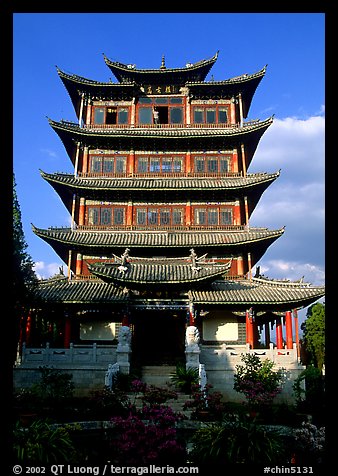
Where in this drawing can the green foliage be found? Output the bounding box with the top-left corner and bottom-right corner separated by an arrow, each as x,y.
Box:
170,363 -> 199,394
301,302 -> 325,371
190,414 -> 287,464
13,174 -> 37,302
13,419 -> 78,463
31,367 -> 74,403
233,353 -> 285,408
292,365 -> 325,419
88,386 -> 131,418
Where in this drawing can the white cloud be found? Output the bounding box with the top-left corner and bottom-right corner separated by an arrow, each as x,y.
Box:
34,261 -> 66,279
259,260 -> 325,286
250,113 -> 325,286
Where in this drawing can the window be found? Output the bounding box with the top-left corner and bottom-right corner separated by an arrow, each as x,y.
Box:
194,157 -> 205,173
192,105 -> 229,125
194,209 -> 206,225
101,208 -> 112,225
173,159 -> 183,172
206,108 -> 216,124
150,158 -> 160,172
90,156 -> 126,174
220,157 -> 230,173
208,209 -> 219,225
139,107 -> 153,124
207,158 -> 218,173
173,209 -> 183,225
192,154 -> 232,174
114,208 -> 125,225
137,97 -> 183,125
93,106 -> 129,125
220,208 -> 233,225
193,108 -> 204,123
115,157 -> 127,174
218,108 -> 228,123
135,206 -> 184,227
160,209 -> 170,225
170,107 -> 183,124
162,158 -> 172,172
118,108 -> 128,124
136,209 -> 147,225
88,208 -> 100,225
103,158 -> 114,173
94,108 -> 105,124
148,209 -> 158,225
135,156 -> 184,174
137,157 -> 148,173
91,156 -> 102,173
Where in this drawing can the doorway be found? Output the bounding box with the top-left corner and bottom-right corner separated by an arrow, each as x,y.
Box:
132,310 -> 186,365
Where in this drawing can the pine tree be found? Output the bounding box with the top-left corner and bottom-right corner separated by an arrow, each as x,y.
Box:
13,174 -> 37,361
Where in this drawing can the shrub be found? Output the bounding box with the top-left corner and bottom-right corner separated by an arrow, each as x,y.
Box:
293,365 -> 325,418
13,419 -> 78,463
110,405 -> 186,464
233,353 -> 285,409
31,366 -> 74,403
183,383 -> 225,421
170,363 -> 199,394
88,387 -> 131,418
190,414 -> 287,464
293,422 -> 325,464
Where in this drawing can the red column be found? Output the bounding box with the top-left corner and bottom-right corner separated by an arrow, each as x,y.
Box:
189,302 -> 195,325
127,151 -> 135,176
246,309 -> 254,348
79,198 -> 85,226
26,312 -> 32,346
276,316 -> 283,349
285,311 -> 293,349
122,314 -> 129,326
186,201 -> 192,226
64,316 -> 71,349
75,253 -> 82,276
126,202 -> 133,226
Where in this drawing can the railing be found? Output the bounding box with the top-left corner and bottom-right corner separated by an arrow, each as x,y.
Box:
201,343 -> 300,367
19,342 -> 117,367
83,122 -> 240,130
76,224 -> 247,232
78,171 -> 243,179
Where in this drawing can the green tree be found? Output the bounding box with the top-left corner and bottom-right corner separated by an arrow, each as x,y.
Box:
13,174 -> 37,361
301,302 -> 325,371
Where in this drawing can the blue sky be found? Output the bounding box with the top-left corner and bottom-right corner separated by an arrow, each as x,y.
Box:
13,12 -> 325,310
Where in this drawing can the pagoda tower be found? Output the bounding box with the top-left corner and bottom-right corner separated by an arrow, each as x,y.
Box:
16,52 -> 325,399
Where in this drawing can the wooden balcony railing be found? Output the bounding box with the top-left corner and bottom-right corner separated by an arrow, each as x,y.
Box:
77,171 -> 243,179
76,224 -> 247,232
83,122 -> 240,130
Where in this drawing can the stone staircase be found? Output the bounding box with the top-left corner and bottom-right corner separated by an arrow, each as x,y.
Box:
128,365 -> 194,418
141,365 -> 176,387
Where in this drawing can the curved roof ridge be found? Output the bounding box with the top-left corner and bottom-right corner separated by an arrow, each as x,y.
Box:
103,51 -> 219,73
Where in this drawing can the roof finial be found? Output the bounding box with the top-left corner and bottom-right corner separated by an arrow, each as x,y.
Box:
160,54 -> 166,70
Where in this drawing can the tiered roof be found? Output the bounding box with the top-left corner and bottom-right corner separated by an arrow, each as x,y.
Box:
31,52 -> 324,312
32,224 -> 284,267
33,274 -> 325,312
48,117 -> 273,161
40,170 -> 280,212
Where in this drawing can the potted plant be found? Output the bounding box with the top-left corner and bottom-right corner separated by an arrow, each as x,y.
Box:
170,363 -> 199,394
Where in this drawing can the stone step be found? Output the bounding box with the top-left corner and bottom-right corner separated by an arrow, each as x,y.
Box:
141,365 -> 176,387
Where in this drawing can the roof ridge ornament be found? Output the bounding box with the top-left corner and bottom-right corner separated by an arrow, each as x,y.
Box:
160,54 -> 166,70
